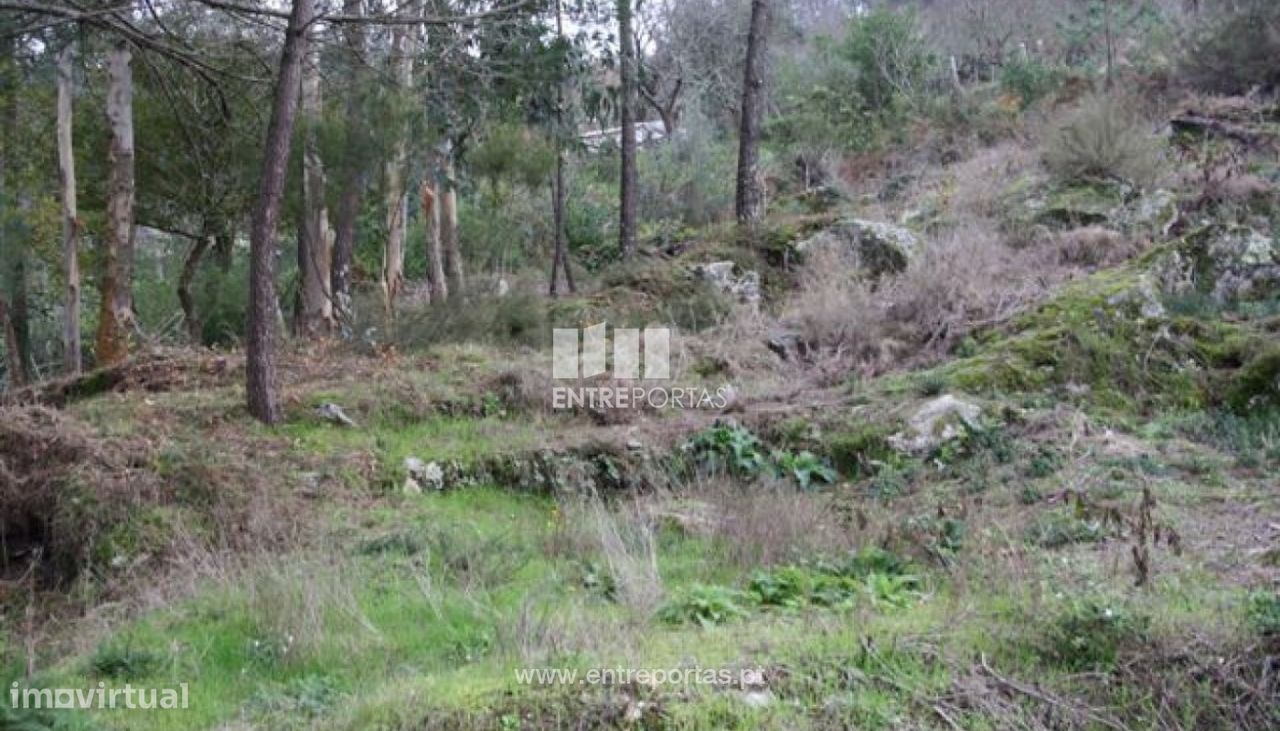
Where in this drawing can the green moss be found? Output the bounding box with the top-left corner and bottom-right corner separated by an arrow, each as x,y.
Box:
825,423 -> 902,477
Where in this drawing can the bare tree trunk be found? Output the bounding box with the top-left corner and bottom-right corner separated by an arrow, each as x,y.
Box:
57,43 -> 81,374
381,15 -> 415,319
420,181 -> 447,302
735,0 -> 770,228
247,0 -> 313,424
96,40 -> 135,367
330,0 -> 367,334
617,0 -> 637,259
0,298 -> 22,388
550,0 -> 575,297
178,233 -> 210,342
298,38 -> 333,337
1103,0 -> 1115,92
439,145 -> 463,295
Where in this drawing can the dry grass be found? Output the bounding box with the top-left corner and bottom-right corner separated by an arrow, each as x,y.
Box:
690,478 -> 858,569
556,496 -> 665,616
1044,94 -> 1166,189
1054,226 -> 1145,267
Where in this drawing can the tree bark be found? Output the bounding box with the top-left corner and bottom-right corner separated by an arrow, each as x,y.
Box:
96,40 -> 136,367
178,233 -> 210,342
57,43 -> 81,374
0,32 -> 28,387
298,37 -> 334,337
617,0 -> 638,259
381,14 -> 415,319
439,144 -> 463,295
330,0 -> 367,333
246,0 -> 313,424
735,0 -> 770,228
550,0 -> 575,296
421,180 -> 447,302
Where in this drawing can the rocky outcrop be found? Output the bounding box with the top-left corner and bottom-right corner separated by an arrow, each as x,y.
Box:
888,395 -> 984,455
693,261 -> 761,307
793,219 -> 918,277
1151,223 -> 1280,304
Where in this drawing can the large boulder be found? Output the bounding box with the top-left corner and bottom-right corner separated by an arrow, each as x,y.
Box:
793,219 -> 918,277
1152,223 -> 1280,304
888,395 -> 984,455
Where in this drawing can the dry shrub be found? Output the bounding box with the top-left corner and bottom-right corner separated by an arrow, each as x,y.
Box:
1044,94 -> 1165,189
780,222 -> 1050,375
557,497 -> 665,615
1054,226 -> 1143,267
0,406 -> 155,582
689,478 -> 856,569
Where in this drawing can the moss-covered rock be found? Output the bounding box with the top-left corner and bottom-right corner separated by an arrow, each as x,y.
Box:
792,218 -> 918,277
1152,224 -> 1280,304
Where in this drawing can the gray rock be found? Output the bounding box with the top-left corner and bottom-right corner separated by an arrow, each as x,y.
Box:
403,456 -> 445,493
316,402 -> 358,427
693,261 -> 761,306
1121,189 -> 1178,237
889,395 -> 984,455
793,219 -> 918,277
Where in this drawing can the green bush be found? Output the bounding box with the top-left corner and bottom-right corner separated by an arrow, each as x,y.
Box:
1044,95 -> 1164,189
89,641 -> 160,680
999,58 -> 1065,109
1041,599 -> 1149,671
1245,591 -> 1280,637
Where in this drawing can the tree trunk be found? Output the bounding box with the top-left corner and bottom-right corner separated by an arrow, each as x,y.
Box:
0,33 -> 28,387
178,233 -> 210,342
246,0 -> 313,424
550,0 -> 575,297
439,146 -> 464,295
96,40 -> 136,367
381,16 -> 415,319
57,43 -> 81,374
735,0 -> 770,228
421,180 -> 447,302
617,0 -> 638,259
298,38 -> 334,337
330,0 -> 367,334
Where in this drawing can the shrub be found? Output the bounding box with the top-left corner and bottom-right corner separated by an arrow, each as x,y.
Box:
1041,599 -> 1150,671
1179,1 -> 1280,95
1245,591 -> 1280,637
1044,95 -> 1164,189
683,423 -> 770,477
999,58 -> 1065,109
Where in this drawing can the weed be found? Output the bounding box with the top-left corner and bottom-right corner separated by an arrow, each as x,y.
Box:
1026,507 -> 1108,548
771,450 -> 838,491
657,585 -> 750,627
88,641 -> 160,681
683,423 -> 770,477
1040,599 -> 1150,671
